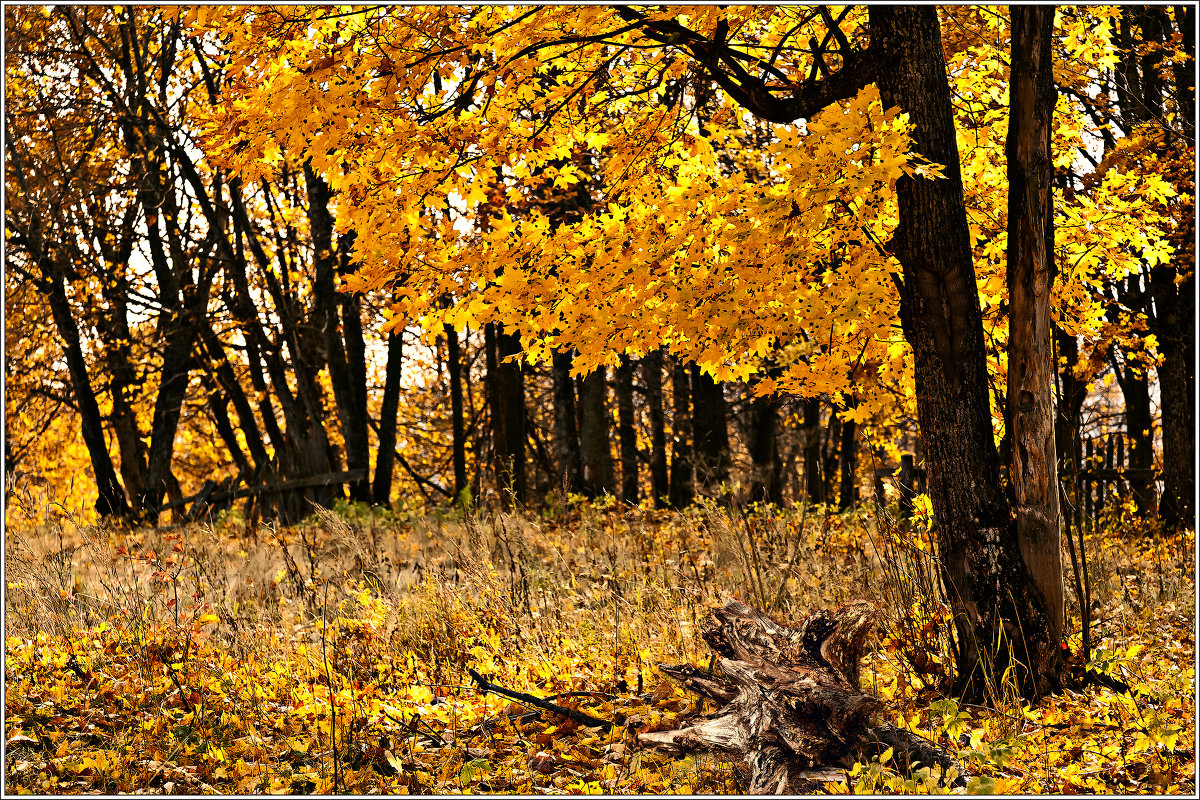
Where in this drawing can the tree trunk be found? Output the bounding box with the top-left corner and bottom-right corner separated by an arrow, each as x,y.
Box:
372,328 -> 404,507
43,257 -> 131,519
1152,5 -> 1195,531
578,367 -> 614,498
644,347 -> 670,507
747,378 -> 784,505
1113,357 -> 1157,515
552,348 -> 582,496
1003,5 -> 1065,694
668,357 -> 694,508
446,323 -> 468,500
615,356 -> 639,504
691,365 -> 730,497
837,403 -> 858,511
821,408 -> 842,504
803,398 -> 823,504
485,322 -> 527,506
305,164 -> 371,503
1154,267 -> 1195,529
871,5 -> 1064,699
1053,327 -> 1087,474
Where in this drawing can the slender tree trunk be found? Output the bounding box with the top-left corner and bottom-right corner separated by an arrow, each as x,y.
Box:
691,365 -> 730,498
372,329 -> 404,507
747,378 -> 783,505
668,358 -> 694,508
552,348 -> 581,496
803,398 -> 823,504
1053,328 -> 1087,474
446,324 -> 467,500
485,323 -> 526,506
1115,361 -> 1157,515
644,348 -> 670,507
837,404 -> 858,511
43,259 -> 130,519
578,367 -> 614,497
615,356 -> 639,504
871,5 -> 1064,699
305,164 -> 370,503
822,408 -> 842,504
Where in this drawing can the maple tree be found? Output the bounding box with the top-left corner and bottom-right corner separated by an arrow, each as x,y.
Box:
4,8 -> 1191,764
179,3 -> 1193,699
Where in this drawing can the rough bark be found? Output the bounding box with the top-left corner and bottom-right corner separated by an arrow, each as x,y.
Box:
691,365 -> 731,497
615,356 -> 639,504
639,600 -> 967,793
871,5 -> 1064,699
578,367 -> 614,498
1153,263 -> 1195,530
643,348 -> 670,507
1004,4 -> 1066,677
668,358 -> 694,508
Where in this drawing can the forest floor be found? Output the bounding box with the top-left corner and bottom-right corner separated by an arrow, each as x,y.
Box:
4,498 -> 1194,794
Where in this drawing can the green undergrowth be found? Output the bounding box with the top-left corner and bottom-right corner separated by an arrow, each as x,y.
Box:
4,499 -> 1194,794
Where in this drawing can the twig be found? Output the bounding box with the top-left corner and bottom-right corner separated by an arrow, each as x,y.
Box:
466,668 -> 612,731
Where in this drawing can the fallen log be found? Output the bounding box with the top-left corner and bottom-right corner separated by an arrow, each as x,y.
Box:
638,599 -> 968,793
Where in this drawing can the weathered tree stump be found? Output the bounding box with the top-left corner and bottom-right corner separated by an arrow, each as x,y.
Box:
638,599 -> 967,793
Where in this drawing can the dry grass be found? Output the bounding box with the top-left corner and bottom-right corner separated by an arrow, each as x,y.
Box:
4,498 -> 1194,794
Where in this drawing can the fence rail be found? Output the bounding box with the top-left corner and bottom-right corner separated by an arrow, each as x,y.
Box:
873,434 -> 1160,529
155,469 -> 368,522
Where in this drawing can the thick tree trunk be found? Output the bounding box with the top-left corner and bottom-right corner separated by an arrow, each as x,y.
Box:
1154,267 -> 1195,530
1153,5 -> 1195,531
691,365 -> 731,497
578,367 -> 614,498
552,348 -> 582,495
446,324 -> 468,500
871,5 -> 1064,699
615,356 -> 639,504
485,323 -> 527,506
668,357 -> 694,508
372,328 -> 404,507
643,348 -> 670,507
1004,3 -> 1065,672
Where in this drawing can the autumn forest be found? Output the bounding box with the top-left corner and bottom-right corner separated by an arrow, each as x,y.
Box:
3,5 -> 1195,795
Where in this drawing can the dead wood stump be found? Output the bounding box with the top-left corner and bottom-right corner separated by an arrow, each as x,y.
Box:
638,599 -> 967,793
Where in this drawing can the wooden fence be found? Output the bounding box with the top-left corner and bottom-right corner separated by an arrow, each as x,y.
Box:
874,434 -> 1160,530
1065,433 -> 1159,532
155,469 -> 368,524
